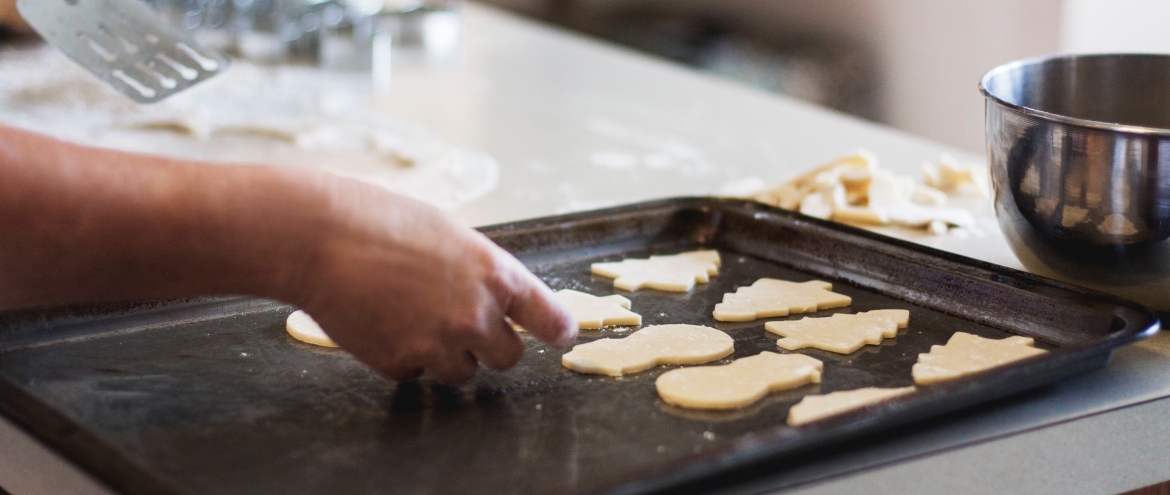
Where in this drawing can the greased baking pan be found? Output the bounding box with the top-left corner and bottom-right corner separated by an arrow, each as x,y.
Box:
0,197 -> 1157,495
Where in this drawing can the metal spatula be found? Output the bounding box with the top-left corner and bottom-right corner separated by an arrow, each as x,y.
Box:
16,0 -> 229,103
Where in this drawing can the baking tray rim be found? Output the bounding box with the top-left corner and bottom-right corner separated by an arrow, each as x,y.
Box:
481,196 -> 1161,493
483,195 -> 1161,329
0,196 -> 1159,495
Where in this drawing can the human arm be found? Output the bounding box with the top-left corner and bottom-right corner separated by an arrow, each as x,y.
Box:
0,124 -> 577,383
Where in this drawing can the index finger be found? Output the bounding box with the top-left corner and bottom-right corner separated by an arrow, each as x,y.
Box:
494,254 -> 577,347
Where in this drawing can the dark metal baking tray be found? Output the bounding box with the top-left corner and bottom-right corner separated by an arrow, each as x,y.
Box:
0,197 -> 1157,495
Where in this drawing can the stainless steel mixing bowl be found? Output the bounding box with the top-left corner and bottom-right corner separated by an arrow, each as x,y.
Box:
982,54 -> 1170,311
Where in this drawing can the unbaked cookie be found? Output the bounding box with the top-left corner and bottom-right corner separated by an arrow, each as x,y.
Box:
656,352 -> 823,410
561,324 -> 733,376
590,250 -> 720,292
912,332 -> 1046,385
765,310 -> 909,354
554,289 -> 642,329
713,279 -> 851,322
787,386 -> 915,426
286,310 -> 338,348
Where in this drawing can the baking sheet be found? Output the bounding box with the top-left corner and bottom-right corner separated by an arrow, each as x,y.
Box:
0,198 -> 1157,495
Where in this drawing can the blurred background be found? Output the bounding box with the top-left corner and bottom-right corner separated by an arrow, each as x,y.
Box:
4,0 -> 1170,154
479,0 -> 1170,154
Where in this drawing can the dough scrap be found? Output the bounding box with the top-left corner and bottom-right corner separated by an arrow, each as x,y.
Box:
656,352 -> 823,410
787,386 -> 915,426
765,309 -> 910,354
591,250 -> 720,292
923,154 -> 989,198
912,332 -> 1047,385
713,279 -> 851,322
748,151 -> 978,234
286,310 -> 339,348
750,151 -> 877,210
561,324 -> 733,376
554,289 -> 642,329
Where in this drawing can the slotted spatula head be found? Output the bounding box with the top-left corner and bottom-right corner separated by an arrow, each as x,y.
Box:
16,0 -> 229,103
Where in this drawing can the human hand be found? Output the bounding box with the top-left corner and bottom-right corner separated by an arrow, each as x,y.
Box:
286,176 -> 577,384
0,123 -> 572,384
0,0 -> 31,34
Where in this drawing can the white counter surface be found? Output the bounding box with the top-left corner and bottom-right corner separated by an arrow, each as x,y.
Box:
3,3 -> 1170,494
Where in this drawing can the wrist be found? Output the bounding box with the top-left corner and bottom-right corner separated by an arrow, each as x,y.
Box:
232,167 -> 344,305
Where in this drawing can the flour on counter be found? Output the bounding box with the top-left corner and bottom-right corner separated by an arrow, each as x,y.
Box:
587,118 -> 716,177
0,46 -> 497,210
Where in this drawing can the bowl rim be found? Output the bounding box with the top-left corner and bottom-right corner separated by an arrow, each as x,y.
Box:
979,52 -> 1170,136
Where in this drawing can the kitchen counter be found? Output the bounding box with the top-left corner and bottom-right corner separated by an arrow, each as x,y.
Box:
3,3 -> 1169,494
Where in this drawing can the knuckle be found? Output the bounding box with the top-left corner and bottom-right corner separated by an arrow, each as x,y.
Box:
487,348 -> 522,371
466,241 -> 499,269
443,310 -> 496,343
480,251 -> 521,293
443,320 -> 484,345
448,318 -> 483,336
477,334 -> 524,371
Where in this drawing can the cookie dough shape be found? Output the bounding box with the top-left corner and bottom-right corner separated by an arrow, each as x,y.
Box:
656,352 -> 823,410
554,290 -> 642,329
765,309 -> 909,354
912,332 -> 1047,385
590,250 -> 720,292
286,310 -> 339,348
787,386 -> 915,426
713,279 -> 852,322
561,324 -> 733,376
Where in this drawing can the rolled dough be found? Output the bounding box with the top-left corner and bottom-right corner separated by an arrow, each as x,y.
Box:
656,352 -> 823,410
787,386 -> 915,426
561,324 -> 733,376
554,289 -> 642,329
590,250 -> 720,292
765,309 -> 910,354
0,46 -> 498,211
713,279 -> 851,322
286,310 -> 339,348
912,332 -> 1046,385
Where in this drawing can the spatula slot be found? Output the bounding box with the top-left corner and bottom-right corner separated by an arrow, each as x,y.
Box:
78,32 -> 117,62
17,0 -> 229,103
175,42 -> 220,71
111,69 -> 156,99
155,53 -> 198,81
96,23 -> 140,55
135,61 -> 177,89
